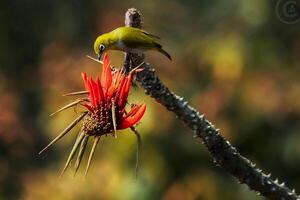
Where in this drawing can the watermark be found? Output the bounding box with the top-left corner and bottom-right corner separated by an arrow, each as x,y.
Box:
276,0 -> 300,24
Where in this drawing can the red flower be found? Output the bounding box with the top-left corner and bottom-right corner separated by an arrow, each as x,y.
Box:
40,53 -> 146,177
81,53 -> 146,135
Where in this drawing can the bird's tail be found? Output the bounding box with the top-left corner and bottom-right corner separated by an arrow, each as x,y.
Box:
154,42 -> 172,60
158,48 -> 172,60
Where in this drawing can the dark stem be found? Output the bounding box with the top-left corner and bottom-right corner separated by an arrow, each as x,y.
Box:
124,7 -> 299,200
124,53 -> 132,73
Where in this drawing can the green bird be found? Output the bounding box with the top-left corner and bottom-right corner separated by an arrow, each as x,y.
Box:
94,26 -> 172,60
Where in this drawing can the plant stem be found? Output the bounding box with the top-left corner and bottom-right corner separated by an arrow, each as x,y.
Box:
124,7 -> 299,200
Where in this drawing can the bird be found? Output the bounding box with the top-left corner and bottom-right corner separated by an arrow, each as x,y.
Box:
94,26 -> 172,61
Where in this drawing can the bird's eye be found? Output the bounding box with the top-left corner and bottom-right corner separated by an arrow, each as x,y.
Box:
99,44 -> 105,52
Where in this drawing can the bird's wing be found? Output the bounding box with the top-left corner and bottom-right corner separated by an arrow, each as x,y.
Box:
119,28 -> 158,49
141,30 -> 161,39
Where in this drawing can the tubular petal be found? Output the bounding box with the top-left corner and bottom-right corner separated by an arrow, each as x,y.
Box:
82,73 -> 94,104
88,77 -> 96,106
83,103 -> 93,113
115,75 -> 126,102
96,76 -> 104,103
101,53 -> 112,94
107,85 -> 115,98
91,78 -> 100,105
120,75 -> 132,107
119,104 -> 146,129
81,73 -> 90,92
125,104 -> 140,117
118,76 -> 131,108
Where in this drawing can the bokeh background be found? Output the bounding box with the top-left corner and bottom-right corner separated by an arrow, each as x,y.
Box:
0,0 -> 300,199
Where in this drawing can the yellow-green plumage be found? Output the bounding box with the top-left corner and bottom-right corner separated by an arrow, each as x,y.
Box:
94,26 -> 172,60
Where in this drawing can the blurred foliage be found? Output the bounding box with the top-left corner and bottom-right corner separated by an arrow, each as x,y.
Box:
0,0 -> 300,199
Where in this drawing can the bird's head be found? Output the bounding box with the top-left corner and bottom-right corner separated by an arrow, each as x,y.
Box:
94,34 -> 110,60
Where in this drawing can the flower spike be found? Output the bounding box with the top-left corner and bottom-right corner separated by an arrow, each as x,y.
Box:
43,53 -> 146,177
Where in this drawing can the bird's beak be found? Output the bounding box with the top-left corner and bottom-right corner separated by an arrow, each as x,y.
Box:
97,53 -> 102,61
